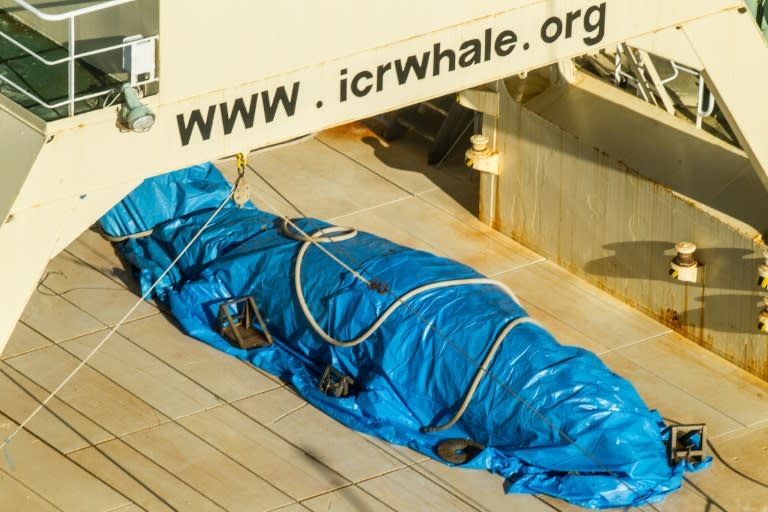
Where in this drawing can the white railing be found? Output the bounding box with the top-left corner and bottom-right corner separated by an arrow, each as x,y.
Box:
0,0 -> 157,117
612,45 -> 718,132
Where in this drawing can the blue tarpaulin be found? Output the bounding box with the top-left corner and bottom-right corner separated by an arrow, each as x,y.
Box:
101,163 -> 708,509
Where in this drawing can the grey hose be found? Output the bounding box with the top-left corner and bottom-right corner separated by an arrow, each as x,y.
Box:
281,218 -> 539,431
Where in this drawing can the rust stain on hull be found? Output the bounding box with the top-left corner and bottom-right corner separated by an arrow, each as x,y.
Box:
660,308 -> 683,330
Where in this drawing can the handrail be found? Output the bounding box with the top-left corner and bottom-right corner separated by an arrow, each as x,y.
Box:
0,0 -> 154,117
0,27 -> 65,65
10,0 -> 135,22
0,29 -> 157,66
0,62 -> 153,110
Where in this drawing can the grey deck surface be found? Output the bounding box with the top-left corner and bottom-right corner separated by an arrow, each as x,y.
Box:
2,123 -> 768,511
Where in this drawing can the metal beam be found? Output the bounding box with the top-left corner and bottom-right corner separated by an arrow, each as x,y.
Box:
637,49 -> 677,114
683,8 -> 768,190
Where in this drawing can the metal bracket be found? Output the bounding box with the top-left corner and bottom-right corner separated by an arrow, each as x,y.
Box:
233,152 -> 250,208
367,279 -> 390,295
232,176 -> 251,208
668,424 -> 707,465
318,365 -> 355,398
217,297 -> 272,349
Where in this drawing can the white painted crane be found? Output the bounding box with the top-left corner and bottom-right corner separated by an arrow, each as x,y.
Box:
0,0 -> 767,355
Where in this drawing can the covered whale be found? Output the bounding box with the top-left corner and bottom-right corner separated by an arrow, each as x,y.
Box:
100,163 -> 707,509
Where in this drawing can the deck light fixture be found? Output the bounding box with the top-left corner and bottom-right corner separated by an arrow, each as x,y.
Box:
117,83 -> 155,133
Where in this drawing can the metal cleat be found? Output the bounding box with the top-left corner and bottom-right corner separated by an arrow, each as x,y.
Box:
217,297 -> 272,349
319,365 -> 355,398
667,424 -> 707,465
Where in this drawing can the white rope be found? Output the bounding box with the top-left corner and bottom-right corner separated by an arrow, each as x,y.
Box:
289,223 -> 525,348
0,170 -> 672,507
234,179 -> 670,508
0,185 -> 236,457
98,227 -> 154,242
422,316 -> 537,432
269,196 -> 535,432
276,217 -> 371,286
272,197 -> 665,505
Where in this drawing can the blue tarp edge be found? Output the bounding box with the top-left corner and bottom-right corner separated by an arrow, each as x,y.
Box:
100,164 -> 710,509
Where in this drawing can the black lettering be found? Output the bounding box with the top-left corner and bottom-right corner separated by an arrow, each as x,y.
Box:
484,28 -> 492,62
340,68 -> 348,102
565,9 -> 582,38
494,30 -> 517,56
458,39 -> 482,67
541,16 -> 562,43
352,70 -> 373,97
176,105 -> 216,146
261,82 -> 300,123
583,2 -> 606,46
376,63 -> 391,92
394,52 -> 431,85
219,94 -> 258,135
432,42 -> 455,76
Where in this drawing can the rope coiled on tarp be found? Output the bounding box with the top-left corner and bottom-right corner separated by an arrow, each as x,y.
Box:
279,217 -> 540,433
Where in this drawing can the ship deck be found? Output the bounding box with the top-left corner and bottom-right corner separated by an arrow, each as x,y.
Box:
2,123 -> 768,511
